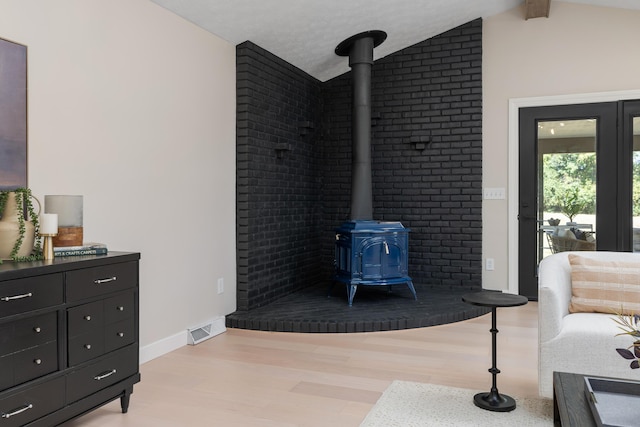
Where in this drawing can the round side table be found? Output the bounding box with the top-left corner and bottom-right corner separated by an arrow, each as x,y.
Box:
462,290 -> 528,412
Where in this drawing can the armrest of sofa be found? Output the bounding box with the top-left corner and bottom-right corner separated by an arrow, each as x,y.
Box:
538,250 -> 640,343
538,252 -> 573,344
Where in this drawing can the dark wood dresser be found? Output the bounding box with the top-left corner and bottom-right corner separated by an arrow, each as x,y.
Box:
0,252 -> 140,426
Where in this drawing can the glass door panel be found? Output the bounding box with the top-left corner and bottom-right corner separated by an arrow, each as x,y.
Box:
519,102 -> 617,299
537,119 -> 597,262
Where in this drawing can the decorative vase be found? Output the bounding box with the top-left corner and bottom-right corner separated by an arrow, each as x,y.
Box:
0,192 -> 36,259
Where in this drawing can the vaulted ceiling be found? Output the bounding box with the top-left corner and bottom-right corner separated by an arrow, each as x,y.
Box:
149,0 -> 640,81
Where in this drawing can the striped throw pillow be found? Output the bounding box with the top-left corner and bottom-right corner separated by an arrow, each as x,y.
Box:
568,254 -> 640,315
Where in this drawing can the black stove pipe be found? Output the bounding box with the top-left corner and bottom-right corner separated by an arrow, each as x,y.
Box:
335,30 -> 387,221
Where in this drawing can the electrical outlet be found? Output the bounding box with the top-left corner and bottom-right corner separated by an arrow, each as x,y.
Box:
486,258 -> 495,271
217,278 -> 224,294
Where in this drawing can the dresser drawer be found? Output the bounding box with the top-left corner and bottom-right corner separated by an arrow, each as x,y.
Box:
66,345 -> 137,404
0,312 -> 57,356
67,300 -> 103,338
66,262 -> 137,302
0,311 -> 58,393
13,341 -> 58,386
104,319 -> 135,353
0,376 -> 65,427
68,332 -> 105,367
0,341 -> 59,393
104,292 -> 134,324
0,274 -> 63,319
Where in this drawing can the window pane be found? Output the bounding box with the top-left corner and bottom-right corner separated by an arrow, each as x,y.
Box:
538,119 -> 597,261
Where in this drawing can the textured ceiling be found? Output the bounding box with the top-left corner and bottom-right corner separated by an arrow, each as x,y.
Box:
149,0 -> 640,81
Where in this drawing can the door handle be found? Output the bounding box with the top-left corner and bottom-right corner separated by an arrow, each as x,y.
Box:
517,214 -> 538,221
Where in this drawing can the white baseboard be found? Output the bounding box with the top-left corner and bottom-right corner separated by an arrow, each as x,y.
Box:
139,316 -> 227,364
140,330 -> 186,364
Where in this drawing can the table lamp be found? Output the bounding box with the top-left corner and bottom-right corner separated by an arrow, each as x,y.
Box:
39,213 -> 58,260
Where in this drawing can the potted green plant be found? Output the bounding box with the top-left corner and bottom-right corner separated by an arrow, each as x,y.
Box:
614,313 -> 640,369
0,188 -> 43,263
560,187 -> 588,224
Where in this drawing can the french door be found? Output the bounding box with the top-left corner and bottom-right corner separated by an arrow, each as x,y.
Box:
518,100 -> 640,299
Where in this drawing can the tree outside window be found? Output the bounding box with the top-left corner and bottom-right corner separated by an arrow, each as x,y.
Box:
542,153 -> 595,222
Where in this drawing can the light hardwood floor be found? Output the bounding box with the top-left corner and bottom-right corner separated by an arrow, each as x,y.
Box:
64,302 -> 539,426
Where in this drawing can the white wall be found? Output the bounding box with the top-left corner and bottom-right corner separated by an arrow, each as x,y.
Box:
4,0 -> 637,358
0,0 -> 237,357
482,1 -> 640,292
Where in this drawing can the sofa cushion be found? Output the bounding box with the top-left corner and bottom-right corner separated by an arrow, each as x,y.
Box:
568,254 -> 640,315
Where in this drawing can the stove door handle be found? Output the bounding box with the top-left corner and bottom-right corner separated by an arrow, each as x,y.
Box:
383,241 -> 389,255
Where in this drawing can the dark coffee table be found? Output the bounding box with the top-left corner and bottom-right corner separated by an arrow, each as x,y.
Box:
462,290 -> 528,412
553,372 -> 597,426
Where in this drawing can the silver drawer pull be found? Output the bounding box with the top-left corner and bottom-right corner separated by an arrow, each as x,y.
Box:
117,306 -> 124,311
94,276 -> 117,284
84,344 -> 92,350
94,369 -> 117,381
1,403 -> 33,419
84,315 -> 92,321
1,292 -> 33,302
34,327 -> 41,333
34,359 -> 42,365
117,332 -> 125,337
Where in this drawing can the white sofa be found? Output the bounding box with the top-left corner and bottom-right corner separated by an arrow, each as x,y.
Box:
538,251 -> 640,398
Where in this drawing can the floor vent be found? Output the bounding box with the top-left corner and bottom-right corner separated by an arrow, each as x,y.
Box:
187,317 -> 226,345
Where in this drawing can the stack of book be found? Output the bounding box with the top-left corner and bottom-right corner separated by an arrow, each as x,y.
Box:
53,242 -> 108,257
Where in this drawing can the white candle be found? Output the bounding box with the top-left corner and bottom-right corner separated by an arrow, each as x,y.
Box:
40,213 -> 58,235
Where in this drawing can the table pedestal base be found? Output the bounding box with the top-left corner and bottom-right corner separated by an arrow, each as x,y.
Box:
462,292 -> 528,414
473,390 -> 516,412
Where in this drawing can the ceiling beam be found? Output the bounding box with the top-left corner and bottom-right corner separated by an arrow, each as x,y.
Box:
524,0 -> 551,19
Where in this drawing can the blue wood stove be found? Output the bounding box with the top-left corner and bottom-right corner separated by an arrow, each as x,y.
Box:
334,220 -> 415,306
332,31 -> 415,306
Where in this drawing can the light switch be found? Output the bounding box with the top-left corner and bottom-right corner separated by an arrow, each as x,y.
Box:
483,188 -> 506,200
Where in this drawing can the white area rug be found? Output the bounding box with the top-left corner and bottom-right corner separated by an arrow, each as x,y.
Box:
360,381 -> 553,427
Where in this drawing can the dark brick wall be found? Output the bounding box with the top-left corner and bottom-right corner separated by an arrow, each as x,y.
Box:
236,41 -> 323,311
236,19 -> 483,311
321,19 -> 483,288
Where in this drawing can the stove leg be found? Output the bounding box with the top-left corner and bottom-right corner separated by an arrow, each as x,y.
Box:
406,281 -> 417,300
347,284 -> 358,306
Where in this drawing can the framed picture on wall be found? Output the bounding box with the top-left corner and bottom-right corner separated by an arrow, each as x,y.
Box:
0,36 -> 27,190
